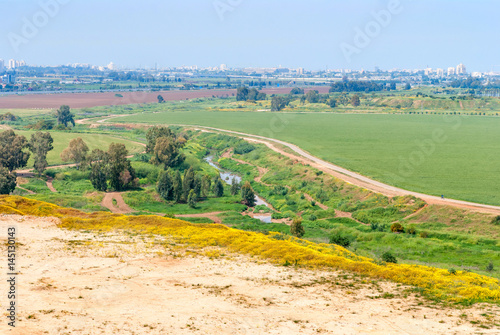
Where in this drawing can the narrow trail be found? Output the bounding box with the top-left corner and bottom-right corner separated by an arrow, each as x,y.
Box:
16,185 -> 35,195
46,177 -> 57,193
101,192 -> 135,214
175,212 -> 224,224
302,193 -> 329,210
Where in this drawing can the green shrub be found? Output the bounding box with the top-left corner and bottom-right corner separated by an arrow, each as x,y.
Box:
491,216 -> 500,225
382,251 -> 397,263
234,142 -> 255,155
329,232 -> 353,248
407,225 -> 417,235
420,231 -> 429,238
390,223 -> 405,233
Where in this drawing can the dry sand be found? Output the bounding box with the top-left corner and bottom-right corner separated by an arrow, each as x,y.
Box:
0,215 -> 498,334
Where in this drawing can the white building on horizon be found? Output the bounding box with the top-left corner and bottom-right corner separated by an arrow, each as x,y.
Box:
0,59 -> 4,72
436,68 -> 444,77
456,63 -> 466,75
8,59 -> 16,69
107,62 -> 116,70
447,67 -> 456,76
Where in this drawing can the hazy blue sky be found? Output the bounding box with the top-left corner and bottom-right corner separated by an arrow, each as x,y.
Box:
1,0 -> 498,71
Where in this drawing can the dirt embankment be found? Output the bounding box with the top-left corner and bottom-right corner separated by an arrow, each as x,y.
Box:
0,215 -> 497,335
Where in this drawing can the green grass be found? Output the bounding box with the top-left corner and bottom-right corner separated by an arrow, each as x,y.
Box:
0,108 -> 55,117
15,130 -> 144,166
114,111 -> 500,206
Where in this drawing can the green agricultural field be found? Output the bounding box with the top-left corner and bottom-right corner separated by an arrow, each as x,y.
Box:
0,108 -> 55,117
113,111 -> 500,206
15,130 -> 145,166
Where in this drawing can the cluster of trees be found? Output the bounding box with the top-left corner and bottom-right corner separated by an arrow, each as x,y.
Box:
236,86 -> 267,102
0,130 -> 55,194
59,138 -> 137,192
449,78 -> 483,89
329,80 -> 386,93
0,112 -> 20,122
156,167 -> 225,208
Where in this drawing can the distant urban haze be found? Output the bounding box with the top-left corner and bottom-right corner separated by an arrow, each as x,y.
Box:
1,0 -> 498,72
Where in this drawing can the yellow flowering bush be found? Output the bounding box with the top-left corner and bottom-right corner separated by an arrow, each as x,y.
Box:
1,195 -> 499,304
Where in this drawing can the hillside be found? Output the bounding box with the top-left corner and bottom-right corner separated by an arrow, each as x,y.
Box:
0,198 -> 499,334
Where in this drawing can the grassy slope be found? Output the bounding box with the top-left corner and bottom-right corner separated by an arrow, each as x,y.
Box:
16,130 -> 144,166
113,111 -> 500,206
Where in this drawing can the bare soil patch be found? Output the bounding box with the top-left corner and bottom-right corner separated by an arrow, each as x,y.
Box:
0,215 -> 497,334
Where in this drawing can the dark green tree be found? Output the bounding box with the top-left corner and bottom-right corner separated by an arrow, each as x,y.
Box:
230,178 -> 241,196
405,83 -> 411,90
0,130 -> 30,171
213,177 -> 224,198
88,149 -> 109,192
305,90 -> 319,103
327,98 -> 337,108
151,137 -> 185,168
271,96 -> 286,111
146,126 -> 177,154
240,181 -> 255,206
56,105 -> 75,127
172,170 -> 183,202
290,218 -> 305,238
29,132 -> 53,176
182,167 -> 195,200
60,137 -> 89,169
201,174 -> 212,198
350,94 -> 361,107
187,189 -> 197,208
156,170 -> 174,201
157,95 -> 165,103
107,143 -> 136,191
236,86 -> 249,101
0,167 -> 17,195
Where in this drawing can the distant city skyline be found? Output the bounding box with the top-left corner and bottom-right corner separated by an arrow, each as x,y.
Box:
1,0 -> 498,72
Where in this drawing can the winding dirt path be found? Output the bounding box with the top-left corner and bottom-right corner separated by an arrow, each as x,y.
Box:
46,177 -> 57,193
16,185 -> 35,195
101,192 -> 134,214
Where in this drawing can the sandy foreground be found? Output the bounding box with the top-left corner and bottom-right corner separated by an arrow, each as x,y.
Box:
0,215 -> 498,335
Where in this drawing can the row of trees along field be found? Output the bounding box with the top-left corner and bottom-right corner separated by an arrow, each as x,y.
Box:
271,89 -> 362,111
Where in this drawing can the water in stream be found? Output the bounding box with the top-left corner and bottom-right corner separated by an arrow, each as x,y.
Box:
204,155 -> 272,223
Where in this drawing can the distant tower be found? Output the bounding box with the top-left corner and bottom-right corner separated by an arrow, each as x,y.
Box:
220,64 -> 227,71
107,62 -> 115,70
0,59 -> 4,72
8,59 -> 16,69
436,68 -> 444,77
447,67 -> 456,76
456,63 -> 466,75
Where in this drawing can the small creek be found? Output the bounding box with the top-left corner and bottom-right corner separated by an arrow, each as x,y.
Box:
204,155 -> 272,223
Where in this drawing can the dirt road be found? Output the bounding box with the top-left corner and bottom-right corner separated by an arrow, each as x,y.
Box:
101,192 -> 134,214
186,125 -> 500,215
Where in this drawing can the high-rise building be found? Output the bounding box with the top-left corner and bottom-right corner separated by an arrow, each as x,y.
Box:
8,59 -> 16,69
297,67 -> 304,75
107,62 -> 115,70
456,63 -> 466,75
424,68 -> 433,76
436,68 -> 444,77
220,64 -> 227,71
0,59 -> 4,72
447,67 -> 456,76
